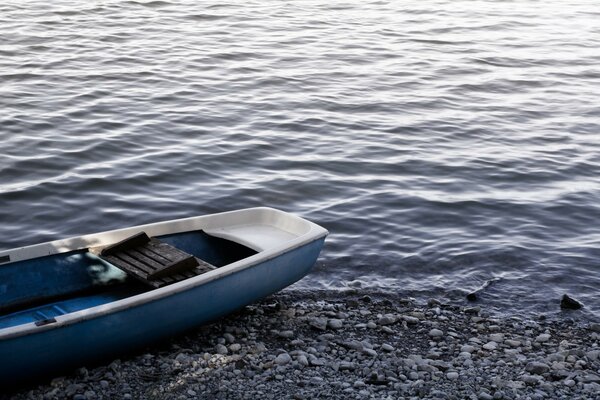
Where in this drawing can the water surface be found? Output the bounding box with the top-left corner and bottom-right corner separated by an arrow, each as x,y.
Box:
2,0 -> 600,318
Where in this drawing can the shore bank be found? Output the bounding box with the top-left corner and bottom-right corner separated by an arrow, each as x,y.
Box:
8,290 -> 600,400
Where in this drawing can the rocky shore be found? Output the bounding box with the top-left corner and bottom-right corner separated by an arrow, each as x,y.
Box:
7,290 -> 600,400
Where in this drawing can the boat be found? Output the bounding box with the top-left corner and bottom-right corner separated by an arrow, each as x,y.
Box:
0,207 -> 328,386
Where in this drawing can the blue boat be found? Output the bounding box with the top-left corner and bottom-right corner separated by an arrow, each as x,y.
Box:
0,207 -> 328,386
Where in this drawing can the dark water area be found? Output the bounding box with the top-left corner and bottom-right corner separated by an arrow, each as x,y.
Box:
1,0 -> 600,318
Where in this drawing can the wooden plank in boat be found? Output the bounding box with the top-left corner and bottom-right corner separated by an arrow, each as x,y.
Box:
98,232 -> 216,288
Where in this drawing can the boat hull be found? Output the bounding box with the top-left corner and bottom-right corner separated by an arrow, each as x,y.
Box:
0,237 -> 325,386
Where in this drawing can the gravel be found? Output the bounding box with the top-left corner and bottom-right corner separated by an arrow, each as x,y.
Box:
5,290 -> 600,400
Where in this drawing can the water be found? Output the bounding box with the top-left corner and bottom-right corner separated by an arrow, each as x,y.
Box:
2,0 -> 600,318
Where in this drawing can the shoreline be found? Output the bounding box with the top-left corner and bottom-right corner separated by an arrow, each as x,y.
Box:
8,290 -> 600,400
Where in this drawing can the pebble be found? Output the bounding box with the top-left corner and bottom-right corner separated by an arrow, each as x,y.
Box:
378,314 -> 396,325
482,342 -> 497,351
525,362 -> 550,375
297,355 -> 309,367
429,329 -> 444,338
381,344 -> 394,352
327,319 -> 343,330
446,371 -> 459,380
215,344 -> 228,355
10,293 -> 599,400
274,353 -> 292,366
535,334 -> 551,343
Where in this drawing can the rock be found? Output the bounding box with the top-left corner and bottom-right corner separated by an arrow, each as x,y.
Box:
229,343 -> 241,352
339,361 -> 355,371
590,323 -> 600,332
216,344 -> 228,355
278,330 -> 295,338
505,339 -> 521,348
429,329 -> 444,338
583,374 -> 600,383
297,355 -> 309,367
586,350 -> 600,361
377,314 -> 396,325
446,371 -> 459,380
362,348 -> 377,357
478,392 -> 493,400
522,375 -> 541,385
564,379 -> 576,387
489,333 -> 504,342
461,345 -> 476,353
274,353 -> 292,366
561,294 -> 583,310
309,318 -> 328,331
464,306 -> 481,315
327,319 -> 343,330
466,292 -> 478,301
535,333 -> 551,343
483,342 -> 498,351
381,343 -> 394,352
525,362 -> 550,375
223,333 -> 235,343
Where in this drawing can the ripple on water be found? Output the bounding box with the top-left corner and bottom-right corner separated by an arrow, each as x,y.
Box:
1,0 -> 600,319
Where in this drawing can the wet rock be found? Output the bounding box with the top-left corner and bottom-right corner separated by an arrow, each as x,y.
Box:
561,294 -> 583,310
525,362 -> 550,375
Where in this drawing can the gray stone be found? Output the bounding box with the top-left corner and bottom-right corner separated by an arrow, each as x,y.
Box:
381,343 -> 394,352
489,333 -> 504,342
216,344 -> 228,355
378,314 -> 396,325
297,355 -> 309,367
327,319 -> 343,330
275,353 -> 292,366
483,342 -> 498,351
429,329 -> 444,338
522,375 -> 541,385
526,362 -> 550,375
309,317 -> 328,331
446,371 -> 459,380
223,333 -> 235,343
461,345 -> 476,353
535,333 -> 551,343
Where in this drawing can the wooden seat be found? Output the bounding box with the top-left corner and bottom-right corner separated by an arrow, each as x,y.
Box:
98,232 -> 215,288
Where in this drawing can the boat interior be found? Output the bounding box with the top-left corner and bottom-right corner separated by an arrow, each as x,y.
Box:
0,230 -> 257,331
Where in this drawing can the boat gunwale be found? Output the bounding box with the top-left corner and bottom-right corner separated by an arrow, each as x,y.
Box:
0,207 -> 328,340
